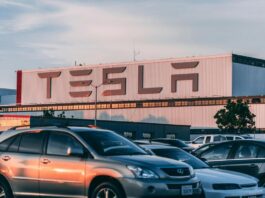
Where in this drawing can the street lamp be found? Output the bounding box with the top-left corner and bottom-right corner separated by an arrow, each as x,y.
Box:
90,83 -> 104,127
90,80 -> 112,127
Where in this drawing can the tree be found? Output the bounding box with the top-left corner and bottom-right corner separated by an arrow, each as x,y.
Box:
214,99 -> 256,133
43,109 -> 55,118
43,109 -> 66,118
57,111 -> 66,118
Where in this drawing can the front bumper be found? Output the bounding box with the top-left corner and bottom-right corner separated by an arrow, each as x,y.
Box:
119,177 -> 202,198
204,187 -> 264,198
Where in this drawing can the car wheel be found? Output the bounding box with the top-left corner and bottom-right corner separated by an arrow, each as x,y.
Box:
0,179 -> 13,198
91,182 -> 125,198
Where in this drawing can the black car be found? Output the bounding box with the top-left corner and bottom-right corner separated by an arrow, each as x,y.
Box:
191,142 -> 219,156
151,138 -> 194,152
196,139 -> 265,185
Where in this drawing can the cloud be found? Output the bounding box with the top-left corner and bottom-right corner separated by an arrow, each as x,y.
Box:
1,0 -> 182,64
1,0 -> 265,89
0,0 -> 33,9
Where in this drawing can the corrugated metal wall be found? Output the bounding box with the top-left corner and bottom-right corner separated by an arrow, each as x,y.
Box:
21,54 -> 233,105
83,104 -> 265,129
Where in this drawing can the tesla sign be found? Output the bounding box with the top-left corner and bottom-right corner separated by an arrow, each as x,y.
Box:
36,62 -> 199,99
18,56 -> 232,105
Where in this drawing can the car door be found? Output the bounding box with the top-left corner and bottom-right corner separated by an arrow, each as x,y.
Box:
39,131 -> 87,198
0,131 -> 45,197
211,142 -> 264,177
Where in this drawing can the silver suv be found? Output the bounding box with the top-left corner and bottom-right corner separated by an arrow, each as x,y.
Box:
0,126 -> 202,198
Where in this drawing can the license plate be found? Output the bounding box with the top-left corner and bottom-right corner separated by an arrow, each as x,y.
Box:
181,185 -> 193,196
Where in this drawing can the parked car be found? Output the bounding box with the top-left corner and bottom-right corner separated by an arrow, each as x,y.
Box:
151,138 -> 194,152
141,144 -> 264,198
223,135 -> 245,141
0,126 -> 202,198
189,135 -> 227,149
195,140 -> 265,186
133,139 -> 168,145
192,142 -> 219,156
223,134 -> 253,141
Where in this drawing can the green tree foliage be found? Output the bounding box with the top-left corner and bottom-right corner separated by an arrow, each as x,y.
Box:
214,99 -> 256,133
43,110 -> 66,118
43,109 -> 55,118
57,111 -> 66,118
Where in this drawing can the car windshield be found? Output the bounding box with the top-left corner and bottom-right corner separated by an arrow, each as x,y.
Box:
75,129 -> 148,156
152,148 -> 209,169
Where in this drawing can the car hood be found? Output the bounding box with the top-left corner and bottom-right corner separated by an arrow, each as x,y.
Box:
108,155 -> 190,168
195,168 -> 258,186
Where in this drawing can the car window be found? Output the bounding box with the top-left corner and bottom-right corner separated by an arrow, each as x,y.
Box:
0,136 -> 17,151
234,145 -> 258,159
201,143 -> 233,161
213,135 -> 225,142
7,135 -> 21,152
194,137 -> 204,144
226,136 -> 233,141
257,147 -> 265,158
47,132 -> 84,157
220,136 -> 226,141
19,132 -> 45,154
235,136 -> 242,140
76,130 -> 147,156
205,136 -> 211,143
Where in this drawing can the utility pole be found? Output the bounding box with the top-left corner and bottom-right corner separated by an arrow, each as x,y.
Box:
94,85 -> 98,126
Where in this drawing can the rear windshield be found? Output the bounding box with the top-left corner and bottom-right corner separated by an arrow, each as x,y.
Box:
75,129 -> 148,156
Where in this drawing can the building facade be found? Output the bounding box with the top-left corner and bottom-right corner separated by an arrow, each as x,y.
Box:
1,53 -> 265,131
0,88 -> 16,105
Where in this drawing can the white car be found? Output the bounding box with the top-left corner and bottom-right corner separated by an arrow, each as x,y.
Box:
196,168 -> 264,198
189,135 -> 227,149
141,144 -> 264,198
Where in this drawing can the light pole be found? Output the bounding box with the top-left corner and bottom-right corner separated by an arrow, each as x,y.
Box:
91,79 -> 113,127
91,83 -> 104,127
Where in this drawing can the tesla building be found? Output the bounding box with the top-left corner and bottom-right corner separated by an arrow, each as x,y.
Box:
1,53 -> 265,135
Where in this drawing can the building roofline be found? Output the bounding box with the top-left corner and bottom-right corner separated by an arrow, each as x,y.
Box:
20,53 -> 233,73
233,54 -> 265,68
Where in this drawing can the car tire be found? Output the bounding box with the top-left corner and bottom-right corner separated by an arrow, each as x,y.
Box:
0,178 -> 13,198
91,181 -> 125,198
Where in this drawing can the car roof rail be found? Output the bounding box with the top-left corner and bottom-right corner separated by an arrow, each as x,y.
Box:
8,124 -> 101,131
8,125 -> 31,130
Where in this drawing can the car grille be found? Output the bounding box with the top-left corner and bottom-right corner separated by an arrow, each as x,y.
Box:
225,196 -> 263,198
161,167 -> 190,177
240,183 -> 257,188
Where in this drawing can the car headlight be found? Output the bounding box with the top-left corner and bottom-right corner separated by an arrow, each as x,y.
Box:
127,165 -> 159,179
212,183 -> 240,190
189,166 -> 195,178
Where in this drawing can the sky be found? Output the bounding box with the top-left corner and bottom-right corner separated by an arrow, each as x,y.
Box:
0,0 -> 265,89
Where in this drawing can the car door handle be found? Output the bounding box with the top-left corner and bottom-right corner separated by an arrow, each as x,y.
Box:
2,156 -> 11,161
41,159 -> 51,164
